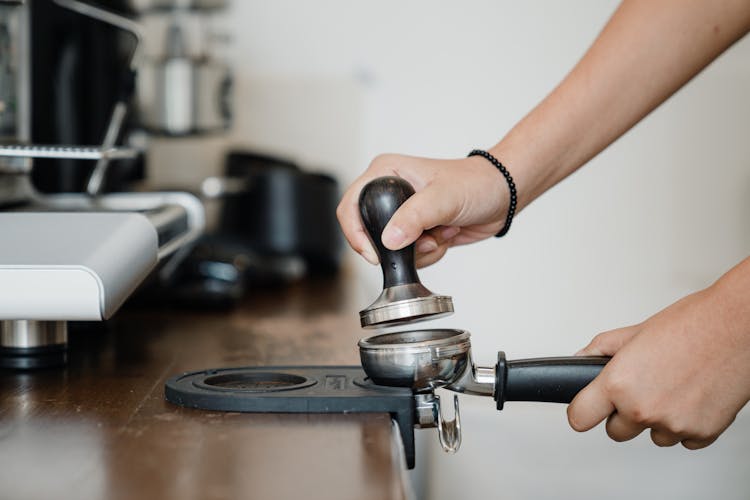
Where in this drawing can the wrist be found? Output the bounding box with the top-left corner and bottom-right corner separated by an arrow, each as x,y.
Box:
487,140 -> 535,213
463,154 -> 511,231
467,150 -> 517,237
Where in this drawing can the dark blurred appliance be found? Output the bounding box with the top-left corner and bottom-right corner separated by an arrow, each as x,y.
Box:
29,0 -> 144,193
158,151 -> 343,309
219,151 -> 342,274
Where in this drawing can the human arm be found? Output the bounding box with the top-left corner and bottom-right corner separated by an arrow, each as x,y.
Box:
336,0 -> 750,449
336,0 -> 750,267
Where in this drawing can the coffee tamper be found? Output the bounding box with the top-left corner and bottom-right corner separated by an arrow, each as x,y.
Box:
358,176 -> 454,328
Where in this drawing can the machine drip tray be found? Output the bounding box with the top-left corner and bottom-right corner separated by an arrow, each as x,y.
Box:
165,366 -> 417,468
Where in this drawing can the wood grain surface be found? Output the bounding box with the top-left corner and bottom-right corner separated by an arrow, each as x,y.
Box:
0,271 -> 409,500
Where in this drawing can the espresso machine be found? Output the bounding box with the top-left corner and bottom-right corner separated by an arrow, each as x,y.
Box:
0,0 -> 205,369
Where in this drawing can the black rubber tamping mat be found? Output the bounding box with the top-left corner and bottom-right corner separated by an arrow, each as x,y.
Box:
165,366 -> 417,468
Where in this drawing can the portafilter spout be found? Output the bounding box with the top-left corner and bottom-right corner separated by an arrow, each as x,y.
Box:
358,329 -> 609,454
358,177 -> 454,328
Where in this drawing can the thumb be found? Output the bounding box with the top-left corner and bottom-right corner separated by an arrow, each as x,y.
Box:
381,184 -> 459,250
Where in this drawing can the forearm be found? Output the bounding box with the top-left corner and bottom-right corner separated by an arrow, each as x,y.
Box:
709,255 -> 750,343
490,0 -> 750,211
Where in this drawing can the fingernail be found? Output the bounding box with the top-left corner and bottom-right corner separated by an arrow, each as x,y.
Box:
417,239 -> 438,253
574,349 -> 586,356
441,226 -> 461,240
361,248 -> 379,265
382,225 -> 406,249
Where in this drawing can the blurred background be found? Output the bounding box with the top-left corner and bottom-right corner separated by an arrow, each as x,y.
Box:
4,0 -> 750,498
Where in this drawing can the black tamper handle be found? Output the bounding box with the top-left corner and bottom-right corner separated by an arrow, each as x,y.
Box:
494,352 -> 610,410
359,176 -> 421,288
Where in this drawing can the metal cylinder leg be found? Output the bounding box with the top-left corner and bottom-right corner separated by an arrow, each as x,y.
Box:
0,320 -> 68,369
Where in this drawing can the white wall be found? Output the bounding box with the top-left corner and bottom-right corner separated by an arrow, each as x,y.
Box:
150,1 -> 750,498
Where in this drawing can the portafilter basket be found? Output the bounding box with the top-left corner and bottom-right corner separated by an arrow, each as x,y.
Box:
358,329 -> 471,391
359,329 -> 609,454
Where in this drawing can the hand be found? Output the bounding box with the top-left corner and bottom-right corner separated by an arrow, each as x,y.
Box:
567,264 -> 750,449
336,154 -> 508,267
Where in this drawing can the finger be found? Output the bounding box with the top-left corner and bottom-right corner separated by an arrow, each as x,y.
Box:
437,226 -> 461,242
381,183 -> 459,250
336,192 -> 379,264
415,226 -> 460,256
567,378 -> 615,432
415,244 -> 449,269
605,412 -> 646,442
576,325 -> 641,356
650,428 -> 681,447
415,235 -> 438,255
350,229 -> 379,265
682,437 -> 717,450
336,174 -> 382,263
682,417 -> 733,450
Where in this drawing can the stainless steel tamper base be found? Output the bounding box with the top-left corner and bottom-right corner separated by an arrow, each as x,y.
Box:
359,283 -> 454,328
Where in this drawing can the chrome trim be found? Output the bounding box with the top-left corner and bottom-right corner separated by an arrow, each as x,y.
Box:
86,102 -> 129,196
446,364 -> 495,396
0,144 -> 138,160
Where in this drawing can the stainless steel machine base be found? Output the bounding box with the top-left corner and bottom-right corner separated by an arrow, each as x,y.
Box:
0,320 -> 68,369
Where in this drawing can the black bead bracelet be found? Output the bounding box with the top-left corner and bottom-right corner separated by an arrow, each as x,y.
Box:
468,149 -> 517,238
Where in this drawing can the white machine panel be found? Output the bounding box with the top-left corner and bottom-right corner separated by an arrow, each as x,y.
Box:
0,213 -> 158,320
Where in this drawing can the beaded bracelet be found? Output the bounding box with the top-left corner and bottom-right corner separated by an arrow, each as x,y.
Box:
468,149 -> 517,238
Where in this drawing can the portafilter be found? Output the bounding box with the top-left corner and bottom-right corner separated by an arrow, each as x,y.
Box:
359,329 -> 608,453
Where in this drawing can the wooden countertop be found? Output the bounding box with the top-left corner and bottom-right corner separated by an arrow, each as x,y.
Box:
0,271 -> 410,500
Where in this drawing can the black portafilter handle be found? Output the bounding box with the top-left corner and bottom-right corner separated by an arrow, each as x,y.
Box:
359,176 -> 421,288
494,353 -> 610,410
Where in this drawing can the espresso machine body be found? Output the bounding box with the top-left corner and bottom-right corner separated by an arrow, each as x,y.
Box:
0,0 -> 206,368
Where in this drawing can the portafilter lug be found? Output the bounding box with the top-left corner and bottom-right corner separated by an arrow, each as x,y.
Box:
358,177 -> 453,328
414,393 -> 439,428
